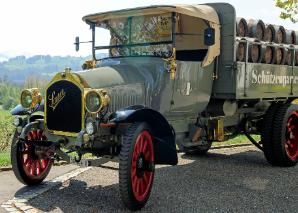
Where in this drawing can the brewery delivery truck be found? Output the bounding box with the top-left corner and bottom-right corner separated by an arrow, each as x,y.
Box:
10,3 -> 298,210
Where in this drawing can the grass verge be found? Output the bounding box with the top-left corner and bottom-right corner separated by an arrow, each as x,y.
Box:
0,152 -> 11,167
213,135 -> 260,147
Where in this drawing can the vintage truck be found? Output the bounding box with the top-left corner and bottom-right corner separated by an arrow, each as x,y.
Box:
10,3 -> 298,211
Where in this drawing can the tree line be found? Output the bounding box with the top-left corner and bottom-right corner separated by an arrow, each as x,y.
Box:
0,54 -> 106,110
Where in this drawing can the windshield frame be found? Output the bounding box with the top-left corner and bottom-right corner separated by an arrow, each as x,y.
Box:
89,12 -> 177,60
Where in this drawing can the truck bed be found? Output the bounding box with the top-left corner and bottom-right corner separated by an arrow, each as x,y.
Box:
236,62 -> 298,99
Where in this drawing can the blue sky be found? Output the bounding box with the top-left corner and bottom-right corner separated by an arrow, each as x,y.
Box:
0,0 -> 297,60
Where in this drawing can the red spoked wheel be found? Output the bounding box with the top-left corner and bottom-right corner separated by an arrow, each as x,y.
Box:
119,122 -> 155,211
131,130 -> 154,202
271,104 -> 298,167
285,112 -> 298,161
11,129 -> 52,185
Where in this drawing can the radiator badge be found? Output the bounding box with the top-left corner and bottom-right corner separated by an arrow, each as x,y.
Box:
48,89 -> 66,111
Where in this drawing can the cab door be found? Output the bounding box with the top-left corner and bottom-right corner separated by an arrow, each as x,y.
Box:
169,61 -> 214,117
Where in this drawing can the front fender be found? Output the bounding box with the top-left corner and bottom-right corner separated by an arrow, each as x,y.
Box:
111,107 -> 178,166
10,102 -> 44,117
11,104 -> 28,116
11,102 -> 44,116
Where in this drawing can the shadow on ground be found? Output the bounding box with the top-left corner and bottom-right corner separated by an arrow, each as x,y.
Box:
21,148 -> 298,212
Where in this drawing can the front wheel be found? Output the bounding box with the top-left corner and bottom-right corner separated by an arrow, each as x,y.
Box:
119,122 -> 155,211
11,129 -> 52,185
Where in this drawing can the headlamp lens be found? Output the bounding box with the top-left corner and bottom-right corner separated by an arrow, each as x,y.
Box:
85,91 -> 102,113
20,90 -> 33,109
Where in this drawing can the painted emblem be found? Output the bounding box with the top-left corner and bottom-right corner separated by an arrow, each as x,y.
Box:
48,89 -> 66,111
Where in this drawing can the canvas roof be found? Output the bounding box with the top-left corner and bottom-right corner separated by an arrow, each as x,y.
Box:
83,4 -> 219,24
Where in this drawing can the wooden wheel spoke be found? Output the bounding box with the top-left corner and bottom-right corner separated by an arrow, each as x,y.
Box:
138,136 -> 144,153
23,154 -> 29,164
287,140 -> 294,148
132,177 -> 138,189
136,181 -> 141,194
143,172 -> 149,185
25,159 -> 32,168
142,141 -> 148,153
30,163 -> 35,176
34,161 -> 39,175
140,179 -> 145,194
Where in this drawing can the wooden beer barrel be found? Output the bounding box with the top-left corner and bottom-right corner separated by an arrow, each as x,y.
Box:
236,18 -> 248,37
274,25 -> 286,43
285,45 -> 295,65
248,39 -> 262,63
274,46 -> 286,65
236,41 -> 246,61
286,30 -> 296,44
262,45 -> 275,64
247,19 -> 266,41
265,24 -> 275,42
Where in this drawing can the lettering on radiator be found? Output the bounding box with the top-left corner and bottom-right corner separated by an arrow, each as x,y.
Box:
251,70 -> 298,87
48,89 -> 66,111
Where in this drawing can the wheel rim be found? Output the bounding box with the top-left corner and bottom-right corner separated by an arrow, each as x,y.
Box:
20,130 -> 51,179
285,111 -> 298,161
131,130 -> 154,202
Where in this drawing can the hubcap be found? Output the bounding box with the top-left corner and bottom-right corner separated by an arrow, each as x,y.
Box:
131,130 -> 154,202
285,111 -> 298,161
21,130 -> 51,178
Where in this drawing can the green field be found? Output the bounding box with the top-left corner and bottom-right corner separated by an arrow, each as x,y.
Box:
213,135 -> 259,146
0,152 -> 10,167
0,109 -> 14,167
0,109 -> 14,151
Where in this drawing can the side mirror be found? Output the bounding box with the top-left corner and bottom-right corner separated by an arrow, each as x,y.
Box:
204,27 -> 215,46
74,36 -> 80,52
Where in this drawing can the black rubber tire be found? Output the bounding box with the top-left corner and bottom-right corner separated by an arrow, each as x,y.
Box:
271,104 -> 298,167
119,122 -> 155,211
261,103 -> 281,165
11,130 -> 52,186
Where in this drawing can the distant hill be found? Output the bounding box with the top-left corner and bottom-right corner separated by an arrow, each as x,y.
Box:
0,54 -> 107,85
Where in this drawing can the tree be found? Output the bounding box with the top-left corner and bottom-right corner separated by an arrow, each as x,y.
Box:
275,0 -> 298,23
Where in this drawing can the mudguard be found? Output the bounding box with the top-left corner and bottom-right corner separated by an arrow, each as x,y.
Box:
111,107 -> 178,166
11,102 -> 44,116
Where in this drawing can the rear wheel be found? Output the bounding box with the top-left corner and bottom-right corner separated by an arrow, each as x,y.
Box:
271,104 -> 298,166
119,122 -> 155,211
261,103 -> 281,165
11,129 -> 52,185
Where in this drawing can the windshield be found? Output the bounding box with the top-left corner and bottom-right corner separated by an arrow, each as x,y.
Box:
94,13 -> 174,59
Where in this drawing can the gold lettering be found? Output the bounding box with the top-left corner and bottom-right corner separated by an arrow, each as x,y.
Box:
48,89 -> 66,111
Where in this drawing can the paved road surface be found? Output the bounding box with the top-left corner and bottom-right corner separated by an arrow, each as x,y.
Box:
29,146 -> 298,212
0,165 -> 79,213
2,145 -> 298,212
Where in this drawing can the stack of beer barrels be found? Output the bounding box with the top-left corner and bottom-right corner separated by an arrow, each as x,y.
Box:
236,17 -> 298,66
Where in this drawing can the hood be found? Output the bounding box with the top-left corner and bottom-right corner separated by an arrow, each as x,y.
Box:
76,57 -> 165,89
76,57 -> 167,111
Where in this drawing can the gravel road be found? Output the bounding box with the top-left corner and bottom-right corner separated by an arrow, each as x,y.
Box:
28,145 -> 298,212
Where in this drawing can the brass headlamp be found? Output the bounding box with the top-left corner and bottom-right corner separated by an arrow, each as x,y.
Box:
20,88 -> 43,109
84,89 -> 110,114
